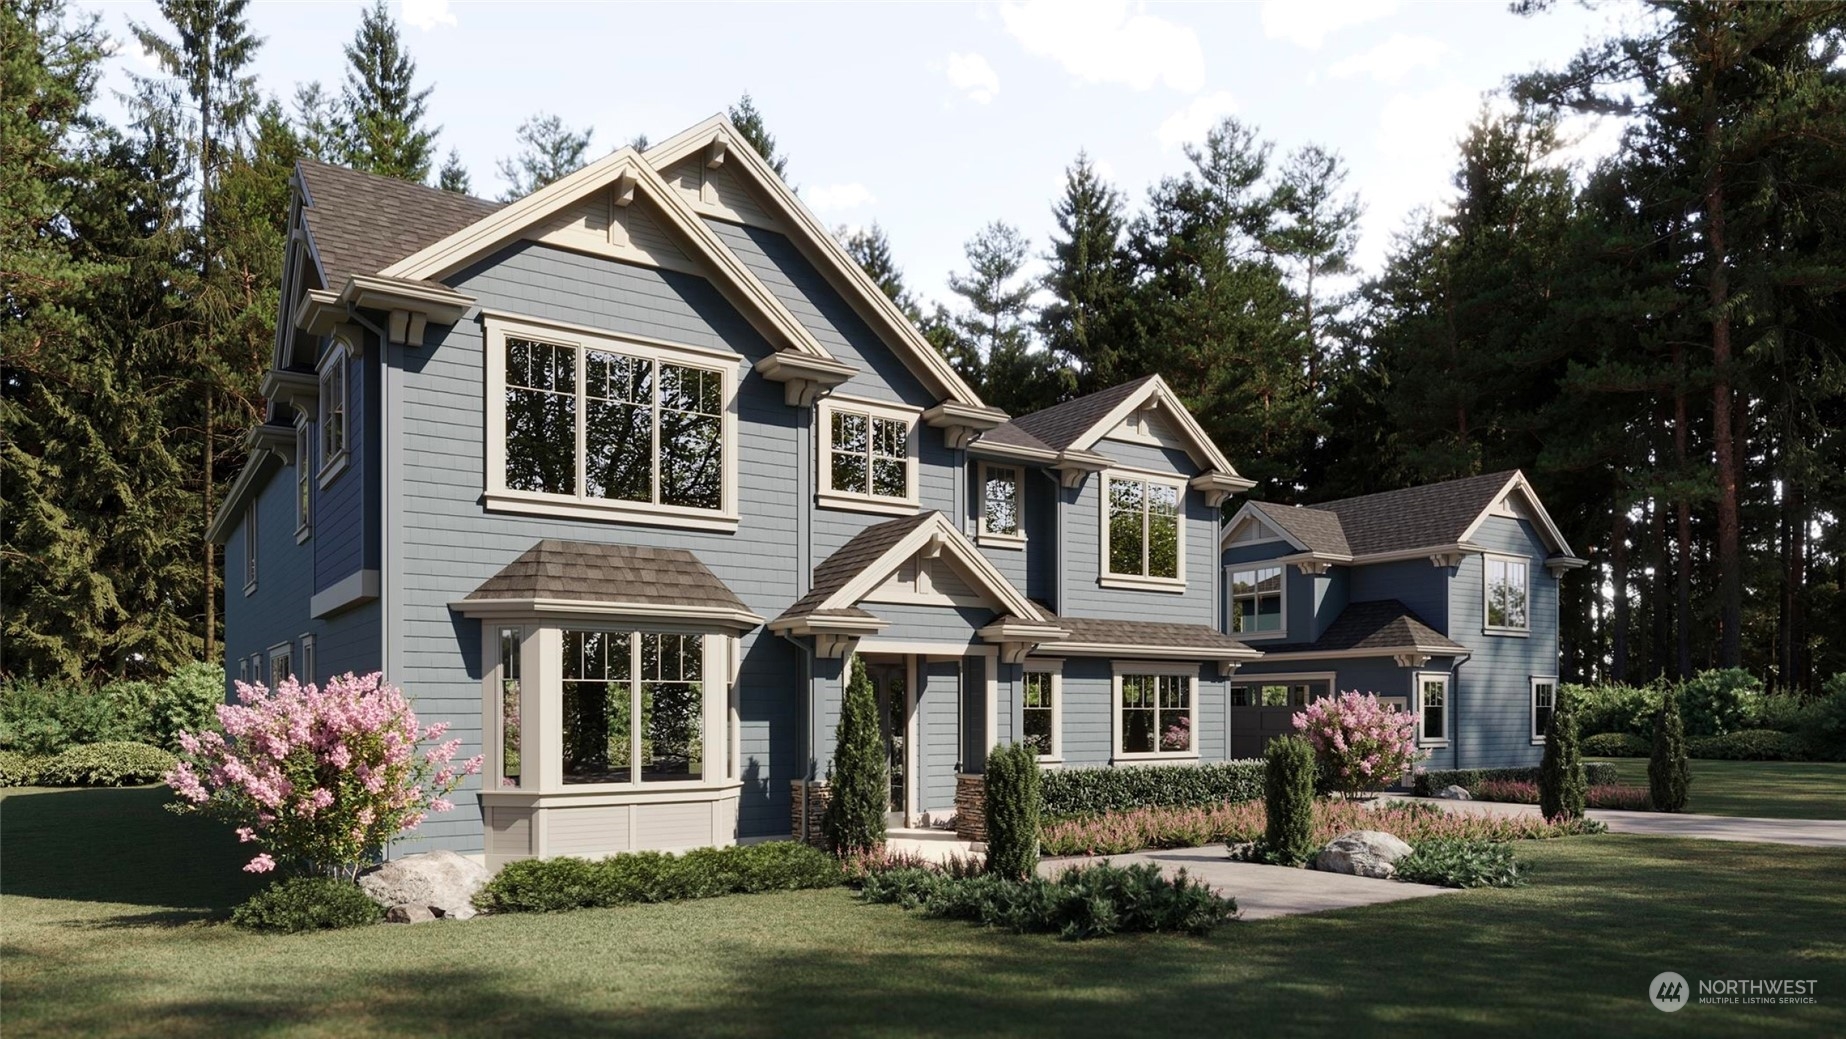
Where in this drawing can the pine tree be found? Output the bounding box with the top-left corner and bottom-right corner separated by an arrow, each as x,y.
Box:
437,147 -> 470,194
1268,144 -> 1361,400
948,221 -> 1070,415
1649,684 -> 1691,813
1538,687 -> 1586,821
727,92 -> 786,177
839,223 -> 919,319
340,0 -> 437,182
496,112 -> 592,201
1040,151 -> 1129,394
821,656 -> 888,855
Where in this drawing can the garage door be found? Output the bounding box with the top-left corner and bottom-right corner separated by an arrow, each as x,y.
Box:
1229,677 -> 1332,759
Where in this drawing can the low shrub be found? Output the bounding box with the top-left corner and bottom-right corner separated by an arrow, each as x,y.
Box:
1587,784 -> 1652,810
984,742 -> 1040,880
1687,729 -> 1813,761
1039,760 -> 1264,818
840,847 -> 984,884
1263,735 -> 1318,867
1564,681 -> 1658,739
36,742 -> 176,787
1039,798 -> 1603,857
475,841 -> 843,914
1292,691 -> 1425,799
1473,778 -> 1653,811
1413,763 -> 1616,796
0,664 -> 226,756
0,750 -> 47,787
859,862 -> 1235,939
230,876 -> 383,933
1583,732 -> 1650,757
1473,778 -> 1540,804
1680,668 -> 1759,738
1394,839 -> 1523,889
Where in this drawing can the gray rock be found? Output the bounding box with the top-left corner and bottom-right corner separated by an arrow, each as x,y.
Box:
437,904 -> 478,921
1315,829 -> 1414,879
1436,785 -> 1473,801
359,849 -> 491,917
385,903 -> 437,924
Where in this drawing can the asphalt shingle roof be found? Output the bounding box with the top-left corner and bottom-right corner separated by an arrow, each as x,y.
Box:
466,539 -> 750,613
1248,500 -> 1352,557
776,512 -> 939,623
1032,606 -> 1254,654
297,160 -> 503,287
1255,600 -> 1465,656
981,376 -> 1156,453
1311,471 -> 1517,557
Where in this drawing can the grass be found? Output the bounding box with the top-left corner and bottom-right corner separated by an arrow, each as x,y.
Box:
4,786 -> 1844,1038
1588,758 -> 1846,820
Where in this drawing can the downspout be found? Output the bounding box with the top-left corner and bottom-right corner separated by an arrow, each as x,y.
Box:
1452,657 -> 1464,770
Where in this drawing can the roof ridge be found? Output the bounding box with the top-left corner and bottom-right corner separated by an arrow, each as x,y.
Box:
297,157 -> 503,212
1310,469 -> 1518,511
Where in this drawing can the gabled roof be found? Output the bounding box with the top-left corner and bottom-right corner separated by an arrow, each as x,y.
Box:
452,539 -> 761,629
1255,600 -> 1466,658
296,160 -> 502,288
996,376 -> 1157,453
771,512 -> 1048,632
645,116 -> 990,410
1245,500 -> 1352,557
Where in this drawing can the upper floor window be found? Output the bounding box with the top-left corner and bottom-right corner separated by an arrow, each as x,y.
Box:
817,396 -> 919,515
1102,473 -> 1183,589
484,316 -> 737,530
1485,554 -> 1530,632
1228,566 -> 1284,637
317,340 -> 349,484
1531,677 -> 1557,743
294,420 -> 313,541
242,502 -> 259,594
979,462 -> 1024,546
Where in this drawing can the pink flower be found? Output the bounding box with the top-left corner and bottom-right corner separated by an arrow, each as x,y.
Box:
235,826 -> 257,843
243,854 -> 277,874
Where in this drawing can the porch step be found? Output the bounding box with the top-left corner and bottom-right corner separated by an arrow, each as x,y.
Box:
887,828 -> 963,842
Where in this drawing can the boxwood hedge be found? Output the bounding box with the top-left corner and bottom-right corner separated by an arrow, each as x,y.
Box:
1038,761 -> 1265,819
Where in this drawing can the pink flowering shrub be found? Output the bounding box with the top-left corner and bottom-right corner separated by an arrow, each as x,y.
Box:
165,673 -> 482,879
1474,778 -> 1654,811
1293,691 -> 1426,799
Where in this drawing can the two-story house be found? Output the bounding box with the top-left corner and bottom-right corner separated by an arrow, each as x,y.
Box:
1218,471 -> 1584,769
207,115 -> 1266,867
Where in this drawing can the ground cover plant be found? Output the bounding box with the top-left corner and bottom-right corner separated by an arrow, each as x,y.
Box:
858,862 -> 1235,939
1473,778 -> 1652,811
1392,838 -> 1523,889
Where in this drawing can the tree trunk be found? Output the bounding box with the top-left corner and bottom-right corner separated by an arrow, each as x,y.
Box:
1704,109 -> 1744,669
1673,343 -> 1693,679
203,390 -> 216,666
1611,503 -> 1631,684
1649,493 -> 1671,681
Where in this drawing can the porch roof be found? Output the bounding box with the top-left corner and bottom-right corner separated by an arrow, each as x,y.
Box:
1024,607 -> 1260,661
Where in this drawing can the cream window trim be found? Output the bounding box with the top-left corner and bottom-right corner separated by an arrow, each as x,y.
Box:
267,641 -> 294,683
1530,676 -> 1558,745
1226,564 -> 1288,641
1110,664 -> 1200,762
482,314 -> 741,531
298,633 -> 316,687
242,504 -> 259,596
316,337 -> 351,488
816,394 -> 921,515
1483,552 -> 1532,634
1098,469 -> 1188,592
1229,671 -> 1337,707
1021,661 -> 1062,761
1417,672 -> 1451,747
977,461 -> 1027,548
293,413 -> 313,543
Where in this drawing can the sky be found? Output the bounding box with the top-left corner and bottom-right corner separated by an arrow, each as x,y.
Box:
94,0 -> 1636,305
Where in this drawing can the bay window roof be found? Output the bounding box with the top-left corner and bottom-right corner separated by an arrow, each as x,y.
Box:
454,539 -> 761,629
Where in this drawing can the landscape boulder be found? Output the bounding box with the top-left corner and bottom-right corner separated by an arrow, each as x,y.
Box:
359,849 -> 490,919
1315,830 -> 1413,879
1436,785 -> 1473,801
385,903 -> 437,924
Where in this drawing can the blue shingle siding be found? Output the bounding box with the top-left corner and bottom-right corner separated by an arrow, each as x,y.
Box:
1350,559 -> 1448,631
961,655 -> 988,771
1058,658 -> 1115,766
1024,469 -> 1059,606
1447,516 -> 1559,770
1059,476 -> 1218,624
919,658 -> 959,813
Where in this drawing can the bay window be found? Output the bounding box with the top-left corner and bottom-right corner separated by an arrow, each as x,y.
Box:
818,396 -> 919,514
485,315 -> 737,529
1103,473 -> 1183,588
1114,666 -> 1197,759
1485,554 -> 1530,632
1228,566 -> 1284,637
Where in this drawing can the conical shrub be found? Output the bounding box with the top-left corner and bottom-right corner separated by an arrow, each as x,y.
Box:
821,655 -> 888,855
1539,686 -> 1586,820
1649,685 -> 1691,813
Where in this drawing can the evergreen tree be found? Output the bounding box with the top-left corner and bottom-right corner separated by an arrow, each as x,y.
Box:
128,0 -> 260,231
982,742 -> 1041,880
1649,685 -> 1691,812
948,221 -> 1071,414
1268,144 -> 1361,400
496,112 -> 592,201
1040,151 -> 1129,394
839,223 -> 919,319
1262,735 -> 1317,866
727,92 -> 787,177
340,0 -> 437,182
820,656 -> 887,855
290,80 -> 341,161
437,147 -> 471,194
1538,687 -> 1586,821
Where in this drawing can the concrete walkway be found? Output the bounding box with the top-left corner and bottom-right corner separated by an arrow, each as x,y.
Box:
1389,796 -> 1846,848
1039,847 -> 1457,920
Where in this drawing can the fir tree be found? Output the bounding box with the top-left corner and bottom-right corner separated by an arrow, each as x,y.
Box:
1538,687 -> 1586,821
436,147 -> 470,194
128,0 -> 261,232
1649,685 -> 1691,813
948,221 -> 1070,414
727,92 -> 786,177
340,0 -> 437,182
820,656 -> 888,855
1040,151 -> 1129,394
1268,143 -> 1361,400
290,80 -> 341,161
839,223 -> 919,319
496,112 -> 592,201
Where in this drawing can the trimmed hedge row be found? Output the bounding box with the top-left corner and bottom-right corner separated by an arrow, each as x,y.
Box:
1583,732 -> 1650,757
0,742 -> 175,787
476,841 -> 843,914
1413,763 -> 1617,797
1039,761 -> 1265,818
1584,729 -> 1817,761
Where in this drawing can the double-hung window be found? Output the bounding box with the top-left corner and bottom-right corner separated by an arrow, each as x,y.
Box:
1228,566 -> 1285,637
1419,673 -> 1450,745
1115,667 -> 1197,758
268,642 -> 294,683
1103,473 -> 1184,588
1021,666 -> 1060,760
317,340 -> 349,484
979,463 -> 1024,546
294,420 -> 313,541
1485,554 -> 1530,632
486,317 -> 736,529
242,503 -> 259,594
1531,677 -> 1557,743
818,396 -> 919,514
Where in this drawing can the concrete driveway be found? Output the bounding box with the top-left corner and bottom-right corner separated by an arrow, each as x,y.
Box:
1390,796 -> 1846,847
1039,847 -> 1457,920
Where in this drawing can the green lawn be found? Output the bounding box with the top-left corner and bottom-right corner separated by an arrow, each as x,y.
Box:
1590,757 -> 1846,819
4,787 -> 1843,1038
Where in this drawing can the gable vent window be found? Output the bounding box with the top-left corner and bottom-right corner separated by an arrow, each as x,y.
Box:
817,396 -> 920,515
486,317 -> 738,531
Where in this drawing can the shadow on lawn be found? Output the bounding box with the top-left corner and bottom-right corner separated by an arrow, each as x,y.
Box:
1,786 -> 262,911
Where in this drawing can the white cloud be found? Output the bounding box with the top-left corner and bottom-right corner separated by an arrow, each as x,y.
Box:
1156,90 -> 1238,150
399,0 -> 457,31
1328,33 -> 1447,85
999,1 -> 1204,93
805,183 -> 877,213
1261,0 -> 1398,49
946,52 -> 1000,104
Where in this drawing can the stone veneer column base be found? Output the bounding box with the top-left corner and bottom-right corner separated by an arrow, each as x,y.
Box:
953,774 -> 986,842
790,780 -> 831,847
